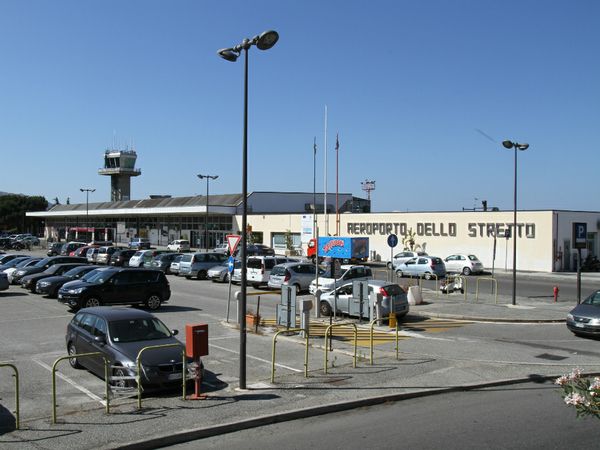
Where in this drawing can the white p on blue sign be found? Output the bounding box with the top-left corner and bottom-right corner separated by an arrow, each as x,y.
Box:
573,222 -> 587,249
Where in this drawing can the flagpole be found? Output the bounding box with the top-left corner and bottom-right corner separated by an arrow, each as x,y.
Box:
324,105 -> 328,236
335,133 -> 339,236
313,137 -> 317,240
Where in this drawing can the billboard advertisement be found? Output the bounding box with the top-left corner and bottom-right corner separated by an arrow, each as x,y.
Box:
318,237 -> 369,259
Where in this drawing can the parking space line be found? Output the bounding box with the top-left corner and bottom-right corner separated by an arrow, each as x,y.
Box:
209,343 -> 302,373
33,359 -> 107,406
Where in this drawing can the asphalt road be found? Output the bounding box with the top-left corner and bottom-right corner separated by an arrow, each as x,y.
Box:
169,382 -> 600,450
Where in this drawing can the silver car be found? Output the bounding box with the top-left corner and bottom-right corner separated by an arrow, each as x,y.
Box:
444,254 -> 484,275
387,251 -> 428,270
319,280 -> 409,319
207,261 -> 230,283
267,262 -> 320,294
395,256 -> 446,280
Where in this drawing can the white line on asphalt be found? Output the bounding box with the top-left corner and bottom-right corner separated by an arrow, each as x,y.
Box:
33,359 -> 107,406
0,314 -> 71,324
208,335 -> 240,341
209,343 -> 302,373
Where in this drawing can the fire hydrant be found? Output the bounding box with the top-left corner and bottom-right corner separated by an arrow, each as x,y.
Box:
553,286 -> 559,303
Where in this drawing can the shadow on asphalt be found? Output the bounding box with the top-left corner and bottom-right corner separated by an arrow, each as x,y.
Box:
154,305 -> 202,313
0,291 -> 28,297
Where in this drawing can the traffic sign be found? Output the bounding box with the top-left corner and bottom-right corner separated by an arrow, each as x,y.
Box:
226,234 -> 242,255
227,256 -> 235,273
573,223 -> 587,249
387,234 -> 398,248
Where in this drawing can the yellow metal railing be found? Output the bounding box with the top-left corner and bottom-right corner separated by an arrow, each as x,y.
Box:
0,363 -> 20,429
52,352 -> 109,424
324,323 -> 357,374
368,319 -> 400,365
136,344 -> 186,409
475,277 -> 498,304
271,328 -> 309,383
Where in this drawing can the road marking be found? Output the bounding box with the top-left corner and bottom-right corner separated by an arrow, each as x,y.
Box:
209,343 -> 302,373
33,359 -> 107,406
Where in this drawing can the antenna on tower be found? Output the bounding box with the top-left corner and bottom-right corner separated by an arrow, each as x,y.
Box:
361,179 -> 376,201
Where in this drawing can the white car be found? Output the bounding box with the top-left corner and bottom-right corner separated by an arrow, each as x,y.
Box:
309,265 -> 373,295
387,251 -> 428,270
444,254 -> 484,275
213,243 -> 229,254
167,240 -> 190,252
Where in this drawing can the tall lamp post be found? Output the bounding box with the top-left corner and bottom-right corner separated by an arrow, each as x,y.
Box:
501,140 -> 529,306
218,30 -> 279,389
80,188 -> 95,240
197,174 -> 219,251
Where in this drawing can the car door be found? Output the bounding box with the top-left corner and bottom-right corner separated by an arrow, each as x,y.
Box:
403,258 -> 417,276
86,316 -> 110,375
335,284 -> 354,314
74,313 -> 102,374
444,255 -> 458,272
416,258 -> 430,276
106,271 -> 133,305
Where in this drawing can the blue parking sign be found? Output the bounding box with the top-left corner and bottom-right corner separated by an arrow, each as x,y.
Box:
573,222 -> 587,249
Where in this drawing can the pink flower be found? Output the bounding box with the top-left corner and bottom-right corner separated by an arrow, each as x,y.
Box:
564,393 -> 589,406
555,375 -> 569,386
568,368 -> 583,381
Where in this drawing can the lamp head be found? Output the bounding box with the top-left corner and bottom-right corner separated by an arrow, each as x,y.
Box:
217,48 -> 238,62
256,30 -> 279,50
516,143 -> 529,151
502,140 -> 514,149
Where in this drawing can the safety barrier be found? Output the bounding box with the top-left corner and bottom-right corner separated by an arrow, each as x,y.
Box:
136,344 -> 186,409
0,363 -> 20,429
443,275 -> 468,302
368,319 -> 400,365
52,352 -> 109,424
324,323 -> 357,374
475,277 -> 498,304
271,328 -> 309,383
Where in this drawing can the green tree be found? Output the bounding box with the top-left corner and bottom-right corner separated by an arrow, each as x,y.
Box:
0,194 -> 48,232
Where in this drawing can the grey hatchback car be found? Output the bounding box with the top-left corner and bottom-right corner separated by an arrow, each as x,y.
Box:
395,256 -> 446,280
179,252 -> 227,280
267,262 -> 321,294
66,307 -> 199,389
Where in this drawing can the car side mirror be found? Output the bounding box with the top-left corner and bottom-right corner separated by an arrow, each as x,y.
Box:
94,335 -> 106,345
171,329 -> 179,336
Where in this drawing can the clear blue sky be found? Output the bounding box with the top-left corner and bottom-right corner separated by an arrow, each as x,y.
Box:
1,0 -> 598,212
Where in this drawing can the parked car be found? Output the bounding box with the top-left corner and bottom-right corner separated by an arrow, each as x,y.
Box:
0,254 -> 30,271
86,247 -> 100,263
36,265 -> 101,298
245,244 -> 275,256
150,253 -> 182,274
0,272 -> 8,291
110,249 -> 137,267
12,256 -> 88,285
395,256 -> 446,280
0,253 -> 28,265
319,280 -> 409,319
267,262 -> 320,293
96,246 -> 123,265
5,257 -> 43,283
213,243 -> 229,254
21,263 -> 87,293
15,235 -> 40,246
207,261 -> 230,283
567,290 -> 600,337
129,250 -> 166,268
167,240 -> 190,252
60,242 -> 87,256
179,252 -> 227,280
58,267 -> 171,311
72,245 -> 98,258
309,265 -> 374,294
443,254 -> 484,275
230,260 -> 242,284
47,242 -> 65,256
128,238 -> 151,250
65,307 -> 199,389
247,256 -> 298,288
387,251 -> 429,270
169,254 -> 184,276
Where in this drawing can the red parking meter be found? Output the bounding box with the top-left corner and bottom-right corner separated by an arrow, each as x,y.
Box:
185,324 -> 208,399
553,286 -> 559,303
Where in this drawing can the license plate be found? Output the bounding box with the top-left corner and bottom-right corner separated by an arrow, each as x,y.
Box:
168,372 -> 183,380
575,322 -> 585,328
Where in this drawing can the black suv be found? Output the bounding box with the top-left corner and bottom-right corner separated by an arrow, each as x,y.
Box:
57,267 -> 171,311
12,256 -> 88,285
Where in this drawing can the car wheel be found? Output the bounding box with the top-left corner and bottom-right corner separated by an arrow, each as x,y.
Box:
424,272 -> 433,280
145,294 -> 162,311
68,342 -> 82,369
197,270 -> 207,280
83,297 -> 101,308
112,366 -> 134,389
319,301 -> 332,316
462,267 -> 472,276
396,270 -> 404,278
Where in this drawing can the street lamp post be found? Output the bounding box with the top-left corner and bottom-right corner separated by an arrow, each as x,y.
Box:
501,140 -> 529,306
80,188 -> 95,240
218,30 -> 279,389
197,174 -> 219,251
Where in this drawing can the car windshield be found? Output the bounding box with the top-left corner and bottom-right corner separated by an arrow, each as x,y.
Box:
271,266 -> 286,276
8,258 -> 30,268
109,317 -> 172,343
80,269 -> 111,283
582,292 -> 600,306
64,266 -> 90,277
468,255 -> 479,261
34,257 -> 51,267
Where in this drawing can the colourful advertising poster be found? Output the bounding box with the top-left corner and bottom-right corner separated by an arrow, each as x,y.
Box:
318,237 -> 369,259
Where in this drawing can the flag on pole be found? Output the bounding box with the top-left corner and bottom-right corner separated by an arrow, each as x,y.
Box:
335,133 -> 339,151
314,137 -> 317,155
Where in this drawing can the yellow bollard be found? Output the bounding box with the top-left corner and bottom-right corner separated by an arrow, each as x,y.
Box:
388,312 -> 397,329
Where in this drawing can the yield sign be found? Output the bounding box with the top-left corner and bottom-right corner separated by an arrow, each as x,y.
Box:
226,234 -> 242,255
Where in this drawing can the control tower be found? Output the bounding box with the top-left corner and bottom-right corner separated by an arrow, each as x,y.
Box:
98,149 -> 141,201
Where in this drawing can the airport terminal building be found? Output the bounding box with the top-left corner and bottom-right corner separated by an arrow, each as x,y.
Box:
27,191 -> 600,272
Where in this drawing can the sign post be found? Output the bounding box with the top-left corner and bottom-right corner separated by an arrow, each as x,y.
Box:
387,234 -> 398,283
226,256 -> 235,322
573,223 -> 587,304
